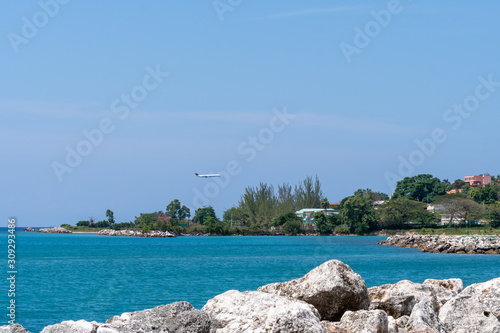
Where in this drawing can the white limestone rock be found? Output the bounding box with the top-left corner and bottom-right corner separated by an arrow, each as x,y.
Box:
406,297 -> 443,333
422,278 -> 463,306
0,324 -> 31,333
202,290 -> 325,333
387,315 -> 408,333
98,301 -> 209,333
337,309 -> 388,333
258,260 -> 370,321
439,277 -> 500,333
40,320 -> 100,333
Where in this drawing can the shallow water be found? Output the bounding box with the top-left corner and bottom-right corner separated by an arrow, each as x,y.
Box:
1,232 -> 499,332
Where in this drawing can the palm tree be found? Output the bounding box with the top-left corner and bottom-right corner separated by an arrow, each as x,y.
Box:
320,198 -> 329,213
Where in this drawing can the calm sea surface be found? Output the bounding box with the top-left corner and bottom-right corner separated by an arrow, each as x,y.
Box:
1,231 -> 499,332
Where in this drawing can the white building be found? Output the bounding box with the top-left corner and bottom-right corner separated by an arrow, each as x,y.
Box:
295,208 -> 339,224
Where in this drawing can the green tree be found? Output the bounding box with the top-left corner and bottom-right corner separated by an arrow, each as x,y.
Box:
236,176 -> 325,228
294,175 -> 324,209
239,183 -> 277,227
450,179 -> 466,191
271,212 -> 299,227
435,195 -> 482,226
470,184 -> 498,204
76,220 -> 90,227
342,195 -> 377,234
353,189 -> 389,201
154,220 -> 169,232
320,198 -> 330,212
134,213 -> 157,227
95,220 -> 110,228
283,219 -> 302,235
111,222 -> 134,230
392,174 -> 446,202
379,199 -> 429,229
205,216 -> 225,234
485,204 -> 500,228
106,209 -> 115,225
142,224 -> 151,234
223,207 -> 247,226
276,183 -> 296,216
314,211 -> 332,235
166,199 -> 191,221
327,214 -> 340,226
193,206 -> 217,225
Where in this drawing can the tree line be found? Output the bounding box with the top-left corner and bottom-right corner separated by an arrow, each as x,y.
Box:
64,174 -> 500,235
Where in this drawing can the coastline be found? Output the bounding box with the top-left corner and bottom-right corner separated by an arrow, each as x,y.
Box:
19,228 -> 500,237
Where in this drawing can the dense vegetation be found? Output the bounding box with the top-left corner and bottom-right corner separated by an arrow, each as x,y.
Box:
63,174 -> 500,236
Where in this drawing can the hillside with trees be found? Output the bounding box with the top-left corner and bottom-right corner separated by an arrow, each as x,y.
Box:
62,174 -> 500,236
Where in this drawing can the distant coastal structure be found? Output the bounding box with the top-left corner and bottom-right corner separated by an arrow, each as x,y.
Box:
464,174 -> 492,187
295,207 -> 339,224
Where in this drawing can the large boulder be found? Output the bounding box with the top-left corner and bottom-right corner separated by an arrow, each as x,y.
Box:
439,277 -> 500,333
99,301 -> 210,333
387,315 -> 408,333
369,281 -> 429,318
337,309 -> 388,333
40,302 -> 209,333
368,278 -> 460,318
321,321 -> 352,332
0,325 -> 31,333
201,290 -> 325,333
406,297 -> 443,333
421,278 -> 463,306
258,260 -> 369,321
40,320 -> 100,333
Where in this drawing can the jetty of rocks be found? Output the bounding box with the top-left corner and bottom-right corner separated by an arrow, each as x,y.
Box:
97,229 -> 176,238
2,259 -> 499,332
379,234 -> 500,254
22,227 -> 72,234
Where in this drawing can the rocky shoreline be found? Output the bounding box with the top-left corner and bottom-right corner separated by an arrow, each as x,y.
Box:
22,227 -> 72,234
97,229 -> 176,237
379,234 -> 500,254
2,259 -> 499,333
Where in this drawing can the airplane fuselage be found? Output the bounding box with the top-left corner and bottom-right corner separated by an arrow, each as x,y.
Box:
195,173 -> 221,178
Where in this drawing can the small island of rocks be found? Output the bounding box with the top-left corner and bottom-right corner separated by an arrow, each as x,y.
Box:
22,227 -> 72,234
97,229 -> 176,238
379,234 -> 500,254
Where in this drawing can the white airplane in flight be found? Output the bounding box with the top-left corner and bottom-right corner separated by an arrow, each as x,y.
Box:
195,173 -> 221,178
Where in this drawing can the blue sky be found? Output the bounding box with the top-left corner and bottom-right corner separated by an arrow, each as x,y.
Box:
2,1 -> 499,227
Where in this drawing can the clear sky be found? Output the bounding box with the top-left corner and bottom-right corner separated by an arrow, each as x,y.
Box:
2,1 -> 499,227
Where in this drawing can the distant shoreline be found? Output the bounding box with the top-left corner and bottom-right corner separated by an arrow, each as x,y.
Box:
16,228 -> 500,237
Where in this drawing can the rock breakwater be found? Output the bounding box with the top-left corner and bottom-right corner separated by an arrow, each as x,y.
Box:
379,234 -> 500,254
22,227 -> 72,233
97,229 -> 176,237
3,259 -> 499,332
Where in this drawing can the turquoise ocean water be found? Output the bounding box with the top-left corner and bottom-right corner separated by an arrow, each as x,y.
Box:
1,231 -> 499,332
